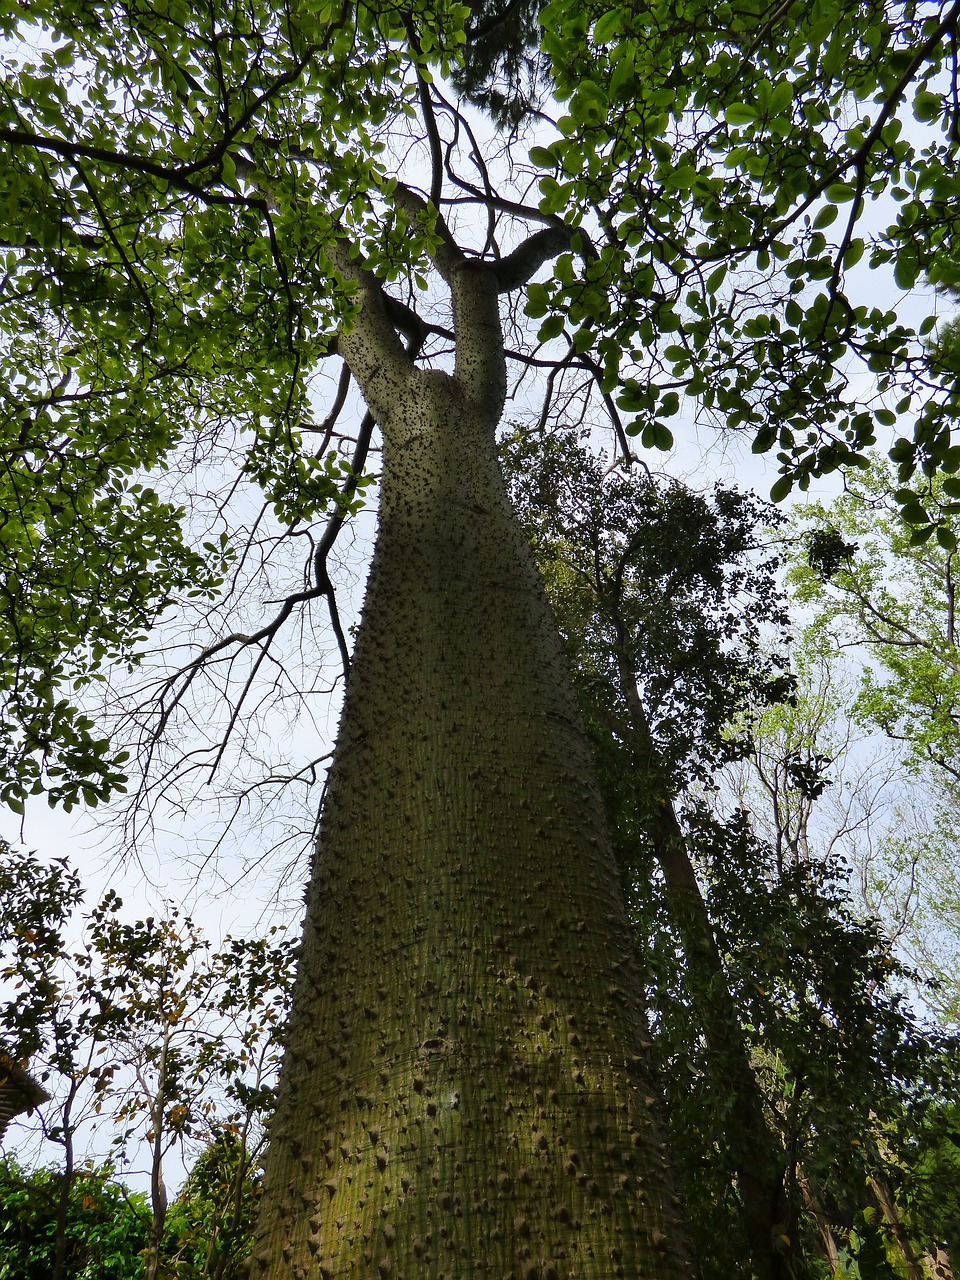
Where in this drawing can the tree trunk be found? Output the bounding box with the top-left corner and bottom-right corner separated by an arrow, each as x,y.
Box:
607,651 -> 788,1278
924,1246 -> 954,1280
870,1177 -> 926,1280
249,236 -> 695,1278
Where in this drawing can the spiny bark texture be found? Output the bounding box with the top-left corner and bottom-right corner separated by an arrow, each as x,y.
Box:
250,243 -> 694,1279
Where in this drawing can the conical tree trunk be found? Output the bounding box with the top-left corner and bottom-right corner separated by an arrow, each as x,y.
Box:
248,226 -> 695,1279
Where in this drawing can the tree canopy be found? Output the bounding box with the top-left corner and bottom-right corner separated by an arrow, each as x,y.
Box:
3,0 -> 960,820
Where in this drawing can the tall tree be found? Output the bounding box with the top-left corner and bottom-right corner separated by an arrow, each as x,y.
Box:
5,2 -> 960,1278
788,459 -> 960,1019
501,428 -> 960,1279
245,221 -> 694,1278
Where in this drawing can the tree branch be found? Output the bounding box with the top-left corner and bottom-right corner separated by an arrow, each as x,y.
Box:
392,181 -> 465,283
325,239 -> 420,420
0,129 -> 262,209
493,225 -> 593,292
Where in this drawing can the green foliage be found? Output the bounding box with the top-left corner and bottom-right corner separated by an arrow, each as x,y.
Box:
0,1157 -> 148,1280
897,1100 -> 960,1262
502,425 -> 792,808
652,816 -> 949,1279
0,841 -> 82,1060
0,0 -> 467,811
786,458 -> 960,1022
0,1139 -> 265,1280
533,0 -> 960,495
790,458 -> 960,786
159,1133 -> 261,1280
0,842 -> 294,1200
5,0 -> 960,818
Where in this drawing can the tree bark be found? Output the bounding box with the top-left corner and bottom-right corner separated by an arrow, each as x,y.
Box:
248,237 -> 695,1279
614,676 -> 789,1280
870,1176 -> 926,1280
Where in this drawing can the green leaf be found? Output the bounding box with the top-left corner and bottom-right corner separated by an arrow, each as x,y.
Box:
843,238 -> 865,268
767,80 -> 793,117
725,103 -> 759,125
529,146 -> 556,168
591,9 -> 621,43
526,283 -> 550,318
651,422 -> 674,449
538,314 -> 565,341
913,90 -> 943,122
812,203 -> 838,229
659,391 -> 680,417
894,254 -> 920,291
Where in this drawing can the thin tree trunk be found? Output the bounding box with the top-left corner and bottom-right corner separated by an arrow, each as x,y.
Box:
612,654 -> 789,1279
249,229 -> 695,1278
797,1171 -> 841,1274
143,1026 -> 170,1280
52,1082 -> 77,1280
870,1177 -> 925,1280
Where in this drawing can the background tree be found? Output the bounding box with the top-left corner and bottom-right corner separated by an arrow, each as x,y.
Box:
0,844 -> 293,1280
0,1156 -> 149,1280
787,459 -> 960,1021
159,1132 -> 263,1280
502,428 -> 959,1279
0,1137 -> 264,1280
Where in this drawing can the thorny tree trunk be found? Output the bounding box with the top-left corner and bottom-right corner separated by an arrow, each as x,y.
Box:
247,224 -> 695,1278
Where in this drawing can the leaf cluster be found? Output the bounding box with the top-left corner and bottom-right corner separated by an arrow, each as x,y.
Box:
0,1156 -> 148,1280
0,842 -> 295,1172
527,0 -> 960,496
